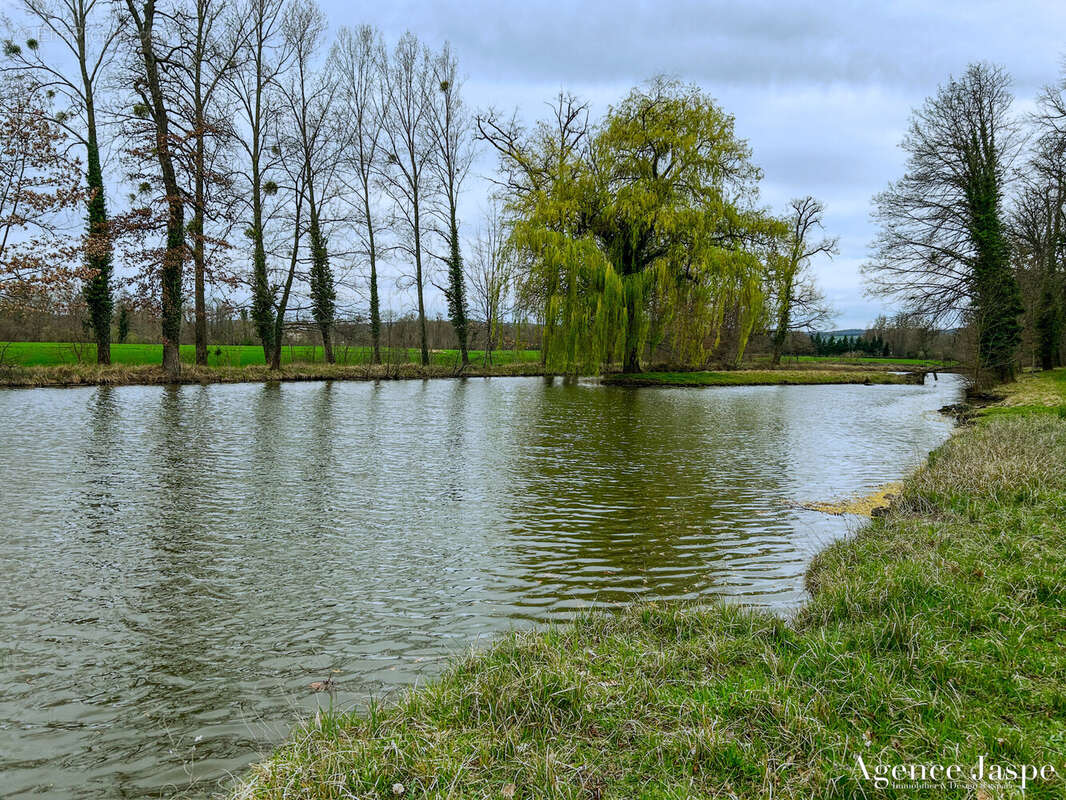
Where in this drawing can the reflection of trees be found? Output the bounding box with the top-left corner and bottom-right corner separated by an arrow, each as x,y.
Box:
437,379 -> 469,504
495,382 -> 798,614
301,382 -> 338,522
83,384 -> 248,797
79,385 -> 121,536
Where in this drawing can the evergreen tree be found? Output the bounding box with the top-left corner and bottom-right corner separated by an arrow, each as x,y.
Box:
117,302 -> 130,343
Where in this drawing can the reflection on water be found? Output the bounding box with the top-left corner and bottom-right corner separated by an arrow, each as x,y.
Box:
0,375 -> 962,797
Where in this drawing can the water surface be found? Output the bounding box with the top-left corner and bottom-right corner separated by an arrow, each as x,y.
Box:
0,375 -> 962,797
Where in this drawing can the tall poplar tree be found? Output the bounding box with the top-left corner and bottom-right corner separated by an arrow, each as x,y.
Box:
125,0 -> 185,378
226,0 -> 290,362
428,42 -> 472,366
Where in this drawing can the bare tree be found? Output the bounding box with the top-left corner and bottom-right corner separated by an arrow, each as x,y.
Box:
476,91 -> 590,366
268,120 -> 306,369
0,75 -> 86,299
476,91 -> 590,202
279,0 -> 338,362
769,196 -> 837,365
466,200 -> 513,365
124,0 -> 186,378
169,0 -> 246,364
1013,68 -> 1066,369
330,24 -> 386,363
426,42 -> 473,366
225,0 -> 290,362
865,63 -> 1024,383
4,0 -> 122,362
380,32 -> 433,365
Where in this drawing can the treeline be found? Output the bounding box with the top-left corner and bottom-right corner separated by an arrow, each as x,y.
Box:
6,7 -> 1060,384
866,62 -> 1066,386
0,0 -> 844,377
0,0 -> 531,376
809,333 -> 885,358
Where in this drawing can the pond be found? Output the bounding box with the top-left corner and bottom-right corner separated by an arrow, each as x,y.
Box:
0,374 -> 962,797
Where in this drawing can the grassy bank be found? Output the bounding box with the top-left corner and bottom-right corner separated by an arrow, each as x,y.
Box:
981,368 -> 1066,418
0,341 -> 541,369
228,369 -> 1066,799
0,361 -> 549,388
603,369 -> 921,387
1,343 -> 936,389
746,355 -> 958,370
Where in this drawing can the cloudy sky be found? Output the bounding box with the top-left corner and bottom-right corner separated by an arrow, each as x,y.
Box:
323,0 -> 1066,329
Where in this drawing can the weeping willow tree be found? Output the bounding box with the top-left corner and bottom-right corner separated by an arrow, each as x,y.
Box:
486,78 -> 778,373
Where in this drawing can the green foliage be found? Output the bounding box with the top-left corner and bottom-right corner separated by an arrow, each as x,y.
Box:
443,215 -> 470,363
308,220 -> 336,339
116,304 -> 129,344
508,79 -> 780,374
82,135 -> 113,364
970,138 -> 1023,382
250,228 -> 275,356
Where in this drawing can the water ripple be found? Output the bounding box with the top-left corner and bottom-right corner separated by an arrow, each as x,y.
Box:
0,375 -> 963,798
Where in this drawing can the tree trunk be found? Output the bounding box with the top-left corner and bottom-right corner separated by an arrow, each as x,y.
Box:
161,204 -> 184,379
365,185 -> 381,365
128,0 -> 184,380
304,180 -> 332,364
192,157 -> 207,366
770,302 -> 789,367
271,178 -> 302,371
83,103 -> 112,365
320,325 -> 334,363
413,198 -> 429,366
446,210 -> 469,367
250,164 -> 274,362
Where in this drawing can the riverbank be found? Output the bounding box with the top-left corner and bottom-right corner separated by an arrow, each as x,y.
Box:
227,369 -> 1066,799
602,368 -> 922,387
0,360 -> 932,389
0,361 -> 549,388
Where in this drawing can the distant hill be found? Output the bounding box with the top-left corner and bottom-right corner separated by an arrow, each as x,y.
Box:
817,329 -> 865,338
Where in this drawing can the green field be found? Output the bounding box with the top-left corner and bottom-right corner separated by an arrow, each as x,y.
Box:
229,372 -> 1066,799
0,341 -> 541,369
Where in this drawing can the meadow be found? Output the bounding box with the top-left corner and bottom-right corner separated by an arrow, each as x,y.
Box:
0,341 -> 542,369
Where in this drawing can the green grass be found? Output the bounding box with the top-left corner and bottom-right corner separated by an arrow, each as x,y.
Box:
981,369 -> 1066,418
0,341 -> 541,369
743,355 -> 956,369
229,376 -> 1066,799
603,369 -> 918,387
789,355 -> 955,367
